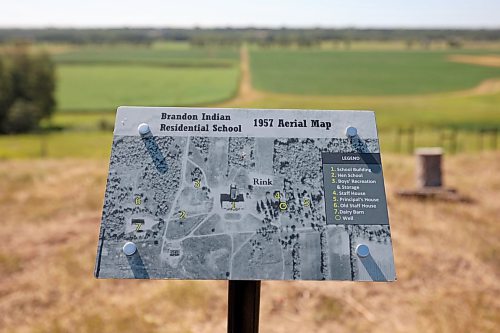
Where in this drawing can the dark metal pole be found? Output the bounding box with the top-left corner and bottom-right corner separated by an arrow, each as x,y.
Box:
492,128 -> 498,150
227,280 -> 261,333
477,129 -> 484,151
395,128 -> 401,153
451,129 -> 458,154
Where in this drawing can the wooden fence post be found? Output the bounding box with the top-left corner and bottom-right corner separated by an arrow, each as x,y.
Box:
416,147 -> 443,188
408,127 -> 415,154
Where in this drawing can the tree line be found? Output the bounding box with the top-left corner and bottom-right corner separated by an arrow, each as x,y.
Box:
0,28 -> 499,46
0,44 -> 56,133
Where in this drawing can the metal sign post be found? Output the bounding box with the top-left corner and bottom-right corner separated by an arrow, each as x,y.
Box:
227,280 -> 261,333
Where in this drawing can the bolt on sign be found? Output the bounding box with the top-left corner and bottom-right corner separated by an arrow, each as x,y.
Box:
94,107 -> 396,282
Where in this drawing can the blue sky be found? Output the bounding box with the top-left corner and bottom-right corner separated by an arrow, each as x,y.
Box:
1,0 -> 499,28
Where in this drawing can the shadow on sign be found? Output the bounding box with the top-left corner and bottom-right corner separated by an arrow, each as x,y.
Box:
126,250 -> 150,279
350,137 -> 382,174
359,254 -> 387,281
143,136 -> 168,174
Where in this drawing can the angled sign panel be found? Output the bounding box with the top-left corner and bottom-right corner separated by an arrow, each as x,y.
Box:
95,107 -> 396,281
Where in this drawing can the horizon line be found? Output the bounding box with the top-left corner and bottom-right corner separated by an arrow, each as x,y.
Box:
0,25 -> 499,31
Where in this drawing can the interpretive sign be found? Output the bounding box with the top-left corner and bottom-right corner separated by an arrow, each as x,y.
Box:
95,107 -> 396,281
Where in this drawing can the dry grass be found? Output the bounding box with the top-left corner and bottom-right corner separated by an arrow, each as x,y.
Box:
455,78 -> 500,96
0,153 -> 499,333
449,55 -> 500,68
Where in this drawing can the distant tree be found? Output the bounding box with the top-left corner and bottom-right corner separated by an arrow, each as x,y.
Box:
0,58 -> 12,126
1,99 -> 41,133
0,44 -> 56,134
447,38 -> 463,49
9,45 -> 56,119
1,28 -> 500,45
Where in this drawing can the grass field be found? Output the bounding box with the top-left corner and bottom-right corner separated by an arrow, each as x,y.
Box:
53,44 -> 240,111
57,65 -> 239,111
226,87 -> 500,130
52,43 -> 238,67
0,131 -> 113,159
0,153 -> 498,332
250,49 -> 500,95
222,46 -> 500,130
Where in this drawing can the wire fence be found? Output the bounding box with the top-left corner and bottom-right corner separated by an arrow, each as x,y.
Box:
0,126 -> 499,159
383,127 -> 499,155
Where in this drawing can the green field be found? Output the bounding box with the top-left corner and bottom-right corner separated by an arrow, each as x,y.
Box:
235,87 -> 500,130
57,65 -> 239,111
54,44 -> 240,111
53,43 -> 238,67
250,49 -> 500,95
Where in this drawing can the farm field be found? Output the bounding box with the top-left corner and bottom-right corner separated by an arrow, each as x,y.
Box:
222,85 -> 500,130
56,65 -> 239,110
222,46 -> 500,131
249,49 -> 500,95
53,44 -> 240,111
0,131 -> 113,159
51,44 -> 500,125
52,42 -> 238,67
0,152 -> 498,333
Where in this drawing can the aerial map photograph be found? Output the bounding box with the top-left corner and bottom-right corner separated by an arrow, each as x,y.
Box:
95,108 -> 395,282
